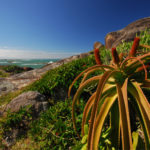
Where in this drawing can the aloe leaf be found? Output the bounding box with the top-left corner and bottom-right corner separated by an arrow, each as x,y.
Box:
116,78 -> 133,150
122,56 -> 148,80
81,143 -> 87,150
129,83 -> 150,139
88,70 -> 118,150
80,68 -> 103,85
68,65 -> 102,98
72,75 -> 101,138
133,82 -> 150,122
84,124 -> 89,135
125,52 -> 150,70
82,92 -> 96,136
96,86 -> 116,116
141,79 -> 150,88
130,98 -> 149,150
132,131 -> 139,150
110,100 -> 120,149
91,92 -> 117,150
81,134 -> 88,144
68,64 -> 115,98
82,85 -> 116,136
140,44 -> 150,49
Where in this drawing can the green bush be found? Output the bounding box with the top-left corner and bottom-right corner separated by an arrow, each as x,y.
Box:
0,71 -> 8,77
26,55 -> 96,98
28,99 -> 84,149
0,106 -> 32,148
3,65 -> 24,74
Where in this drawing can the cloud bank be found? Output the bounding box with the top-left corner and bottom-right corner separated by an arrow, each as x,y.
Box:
0,49 -> 78,59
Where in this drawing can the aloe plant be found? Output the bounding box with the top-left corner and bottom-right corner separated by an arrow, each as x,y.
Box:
68,37 -> 150,150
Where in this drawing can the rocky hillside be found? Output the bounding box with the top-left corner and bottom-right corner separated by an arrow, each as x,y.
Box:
105,17 -> 150,49
0,52 -> 90,96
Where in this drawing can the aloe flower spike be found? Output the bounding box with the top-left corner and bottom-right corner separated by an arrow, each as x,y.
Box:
129,37 -> 140,57
112,47 -> 120,65
94,48 -> 102,65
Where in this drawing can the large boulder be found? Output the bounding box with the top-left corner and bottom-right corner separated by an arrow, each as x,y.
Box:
105,17 -> 150,49
5,91 -> 49,115
3,91 -> 49,147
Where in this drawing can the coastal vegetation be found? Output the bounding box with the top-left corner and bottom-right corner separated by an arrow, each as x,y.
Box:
0,29 -> 150,149
0,65 -> 33,77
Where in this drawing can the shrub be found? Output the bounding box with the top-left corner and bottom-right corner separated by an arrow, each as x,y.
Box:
3,65 -> 24,74
26,55 -> 96,99
0,106 -> 32,148
28,99 -> 84,149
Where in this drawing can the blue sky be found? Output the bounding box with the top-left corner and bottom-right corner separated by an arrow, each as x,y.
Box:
0,0 -> 150,59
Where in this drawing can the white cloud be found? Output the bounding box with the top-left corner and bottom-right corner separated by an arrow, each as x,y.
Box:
0,49 -> 78,59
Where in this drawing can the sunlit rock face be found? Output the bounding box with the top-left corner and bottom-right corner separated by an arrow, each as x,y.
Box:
93,41 -> 104,49
105,17 -> 150,49
5,91 -> 48,114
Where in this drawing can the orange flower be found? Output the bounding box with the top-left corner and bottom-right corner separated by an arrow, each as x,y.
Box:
94,48 -> 102,65
129,37 -> 140,57
111,47 -> 120,64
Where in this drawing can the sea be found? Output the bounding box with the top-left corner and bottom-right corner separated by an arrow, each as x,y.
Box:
0,59 -> 60,69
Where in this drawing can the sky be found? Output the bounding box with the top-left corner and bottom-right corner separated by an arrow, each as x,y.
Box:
0,0 -> 150,59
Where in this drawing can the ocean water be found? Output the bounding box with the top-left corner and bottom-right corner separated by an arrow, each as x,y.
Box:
0,59 -> 60,69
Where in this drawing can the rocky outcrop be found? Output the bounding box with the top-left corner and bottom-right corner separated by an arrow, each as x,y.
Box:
2,91 -> 49,147
5,91 -> 49,114
93,41 -> 104,49
0,52 -> 90,96
105,17 -> 150,49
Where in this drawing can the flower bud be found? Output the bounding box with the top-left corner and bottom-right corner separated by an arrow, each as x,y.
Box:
112,47 -> 120,64
129,37 -> 140,57
94,48 -> 102,65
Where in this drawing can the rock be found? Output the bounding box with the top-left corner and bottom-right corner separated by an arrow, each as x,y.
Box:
0,79 -> 15,95
105,17 -> 150,49
5,91 -> 49,115
2,91 -> 49,147
93,41 -> 104,49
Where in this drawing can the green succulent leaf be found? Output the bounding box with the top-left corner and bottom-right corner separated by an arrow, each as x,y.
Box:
81,134 -> 88,144
116,78 -> 133,150
128,83 -> 150,149
72,75 -> 101,138
91,92 -> 117,150
84,124 -> 89,135
81,143 -> 87,150
132,131 -> 139,150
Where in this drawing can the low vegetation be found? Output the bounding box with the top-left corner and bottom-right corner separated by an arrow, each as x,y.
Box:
0,65 -> 32,77
0,29 -> 150,149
